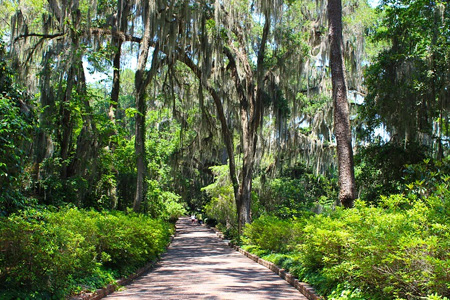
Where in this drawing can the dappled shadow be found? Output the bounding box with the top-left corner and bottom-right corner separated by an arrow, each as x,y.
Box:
106,217 -> 306,299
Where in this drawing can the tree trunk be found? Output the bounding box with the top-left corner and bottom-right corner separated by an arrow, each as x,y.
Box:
70,60 -> 99,207
109,38 -> 122,134
225,10 -> 268,232
237,119 -> 254,232
133,46 -> 161,211
109,1 -> 130,209
108,37 -> 123,210
109,0 -> 130,136
179,7 -> 269,233
133,90 -> 147,212
133,67 -> 149,210
178,51 -> 240,207
133,2 -> 160,211
108,41 -> 121,210
132,5 -> 151,212
35,50 -> 55,164
59,65 -> 75,179
328,0 -> 356,208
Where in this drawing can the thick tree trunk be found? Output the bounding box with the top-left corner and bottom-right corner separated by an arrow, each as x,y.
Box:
133,91 -> 147,212
133,3 -> 160,211
225,20 -> 266,232
108,41 -> 121,210
110,38 -> 122,132
109,1 -> 130,209
70,60 -> 99,206
132,3 -> 152,212
133,68 -> 149,211
133,46 -> 161,212
328,0 -> 356,208
237,122 -> 254,232
59,66 -> 75,179
234,12 -> 269,231
224,45 -> 256,232
35,50 -> 55,166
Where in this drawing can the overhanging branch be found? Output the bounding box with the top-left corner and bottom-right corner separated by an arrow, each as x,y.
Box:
14,28 -> 142,44
14,32 -> 66,43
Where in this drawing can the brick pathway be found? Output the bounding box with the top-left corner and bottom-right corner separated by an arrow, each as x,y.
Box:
106,217 -> 307,299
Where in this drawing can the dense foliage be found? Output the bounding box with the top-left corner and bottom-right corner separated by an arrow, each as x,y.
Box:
202,162 -> 337,236
0,41 -> 35,214
354,142 -> 428,204
0,208 -> 173,299
242,160 -> 450,299
360,0 -> 450,151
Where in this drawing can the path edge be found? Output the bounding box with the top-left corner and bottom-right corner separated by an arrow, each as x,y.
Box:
69,230 -> 176,300
205,224 -> 323,300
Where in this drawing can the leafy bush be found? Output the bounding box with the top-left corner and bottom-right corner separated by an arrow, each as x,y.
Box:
145,180 -> 186,221
93,210 -> 172,274
0,209 -> 85,298
0,207 -> 173,298
160,191 -> 187,222
243,192 -> 450,299
202,164 -> 237,229
243,216 -> 294,253
403,157 -> 450,200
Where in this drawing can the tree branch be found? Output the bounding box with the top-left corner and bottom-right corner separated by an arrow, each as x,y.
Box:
177,49 -> 239,197
89,28 -> 142,43
14,32 -> 66,43
14,28 -> 142,44
254,11 -> 271,135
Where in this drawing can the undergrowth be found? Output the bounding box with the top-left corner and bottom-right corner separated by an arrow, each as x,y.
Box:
242,161 -> 450,300
0,207 -> 173,299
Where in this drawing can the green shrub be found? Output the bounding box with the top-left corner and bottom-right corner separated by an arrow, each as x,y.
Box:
243,193 -> 450,299
95,211 -> 172,274
145,180 -> 186,221
0,207 -> 173,298
202,164 -> 237,229
0,208 -> 98,298
296,197 -> 450,298
158,191 -> 187,222
243,215 -> 294,253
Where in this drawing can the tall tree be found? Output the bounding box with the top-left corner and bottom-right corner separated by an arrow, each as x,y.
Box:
176,1 -> 278,231
328,0 -> 356,207
132,0 -> 160,212
361,0 -> 449,157
9,0 -> 139,208
108,0 -> 131,209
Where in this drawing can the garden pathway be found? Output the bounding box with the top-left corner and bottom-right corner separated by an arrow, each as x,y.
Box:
106,217 -> 308,299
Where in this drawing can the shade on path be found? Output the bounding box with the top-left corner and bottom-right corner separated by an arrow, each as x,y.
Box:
106,217 -> 308,299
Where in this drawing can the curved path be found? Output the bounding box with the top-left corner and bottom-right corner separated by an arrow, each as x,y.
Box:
106,217 -> 307,299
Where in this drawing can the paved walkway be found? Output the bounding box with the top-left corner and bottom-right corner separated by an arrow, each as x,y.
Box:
106,217 -> 307,299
